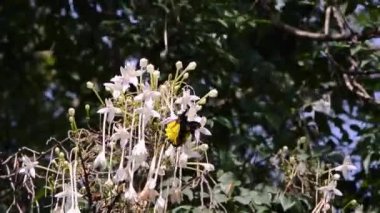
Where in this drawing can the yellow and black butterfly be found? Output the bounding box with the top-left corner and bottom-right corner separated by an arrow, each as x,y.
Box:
165,111 -> 200,147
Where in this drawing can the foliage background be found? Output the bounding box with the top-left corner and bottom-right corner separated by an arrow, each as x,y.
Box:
1,0 -> 380,212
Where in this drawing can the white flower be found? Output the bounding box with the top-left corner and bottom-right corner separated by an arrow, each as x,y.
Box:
185,102 -> 200,122
111,64 -> 142,91
55,184 -> 83,212
175,89 -> 200,113
194,116 -> 211,142
201,163 -> 215,172
97,99 -> 122,123
19,156 -> 38,179
164,145 -> 176,163
114,167 -> 128,183
154,196 -> 166,213
134,84 -> 160,102
124,185 -> 138,202
132,139 -> 148,157
179,143 -> 201,167
138,182 -> 159,202
66,207 -> 81,213
333,155 -> 357,180
93,151 -> 107,171
111,125 -> 130,148
169,187 -> 182,204
161,111 -> 178,125
318,180 -> 342,201
104,81 -> 123,99
55,184 -> 83,199
136,98 -> 160,126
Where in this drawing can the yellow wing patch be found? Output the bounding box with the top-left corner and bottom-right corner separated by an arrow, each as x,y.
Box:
165,121 -> 180,146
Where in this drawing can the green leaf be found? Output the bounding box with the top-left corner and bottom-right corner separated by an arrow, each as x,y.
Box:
251,190 -> 272,206
215,116 -> 233,130
234,195 -> 251,205
279,194 -> 296,211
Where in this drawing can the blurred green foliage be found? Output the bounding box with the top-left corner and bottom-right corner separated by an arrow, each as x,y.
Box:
1,0 -> 380,211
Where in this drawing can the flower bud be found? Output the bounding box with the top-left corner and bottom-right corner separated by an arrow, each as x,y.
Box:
333,173 -> 340,180
147,64 -> 154,73
175,61 -> 183,70
185,62 -> 197,71
198,144 -> 209,152
153,70 -> 160,78
86,81 -> 94,89
139,58 -> 148,68
159,85 -> 167,93
69,116 -> 75,123
202,163 -> 215,172
183,73 -> 189,79
59,152 -> 65,159
68,108 -> 75,116
208,89 -> 218,98
198,98 -> 206,105
54,147 -> 60,155
85,104 -> 90,111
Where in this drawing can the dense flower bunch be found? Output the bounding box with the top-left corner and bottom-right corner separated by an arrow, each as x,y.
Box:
43,59 -> 218,212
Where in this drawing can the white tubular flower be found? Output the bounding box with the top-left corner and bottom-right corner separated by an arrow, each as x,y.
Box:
93,151 -> 107,171
111,64 -> 142,91
114,167 -> 128,183
154,196 -> 166,213
169,187 -> 182,204
132,139 -> 148,157
55,183 -> 83,212
97,99 -> 122,123
136,98 -> 160,126
19,156 -> 38,179
186,102 -> 199,122
194,116 -> 211,142
138,179 -> 159,202
333,155 -> 357,180
175,89 -> 200,113
201,163 -> 215,172
164,145 -> 176,163
134,84 -> 160,102
318,180 -> 343,201
124,185 -> 138,203
179,144 -> 201,167
66,207 -> 81,213
104,81 -> 123,99
111,125 -> 130,148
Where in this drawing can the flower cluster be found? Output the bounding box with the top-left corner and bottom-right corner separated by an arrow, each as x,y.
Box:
46,59 -> 218,212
